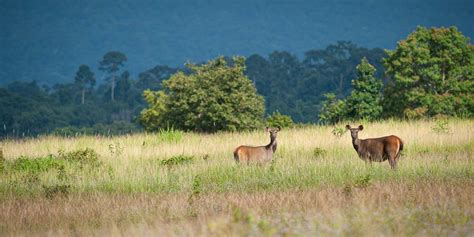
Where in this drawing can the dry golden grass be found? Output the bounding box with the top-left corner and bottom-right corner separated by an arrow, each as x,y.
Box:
1,182 -> 472,236
0,119 -> 473,236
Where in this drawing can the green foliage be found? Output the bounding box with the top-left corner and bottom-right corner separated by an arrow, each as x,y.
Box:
266,111 -> 293,128
57,148 -> 101,168
354,174 -> 372,188
319,93 -> 347,124
10,155 -> 64,173
99,51 -> 127,74
140,56 -> 265,132
331,126 -> 346,138
156,126 -> 184,143
11,155 -> 63,173
383,26 -> 474,118
1,42 -> 387,138
432,120 -> 451,134
346,58 -> 383,120
99,51 -> 128,101
160,155 -> 194,167
52,122 -> 141,137
74,65 -> 96,104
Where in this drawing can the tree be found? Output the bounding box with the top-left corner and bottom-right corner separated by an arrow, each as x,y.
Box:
383,26 -> 474,118
245,54 -> 271,95
318,93 -> 346,124
345,57 -> 383,120
136,65 -> 178,92
140,56 -> 265,132
99,51 -> 127,101
74,65 -> 95,104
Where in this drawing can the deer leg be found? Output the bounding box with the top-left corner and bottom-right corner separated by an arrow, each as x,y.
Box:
388,158 -> 397,170
364,158 -> 373,167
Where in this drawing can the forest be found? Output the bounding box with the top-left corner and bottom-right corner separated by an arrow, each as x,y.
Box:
0,41 -> 383,137
0,26 -> 473,137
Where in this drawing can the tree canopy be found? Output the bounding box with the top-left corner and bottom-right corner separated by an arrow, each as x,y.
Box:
345,57 -> 383,120
140,56 -> 265,132
383,26 -> 474,118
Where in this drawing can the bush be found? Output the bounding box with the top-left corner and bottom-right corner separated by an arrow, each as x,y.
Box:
160,155 -> 194,167
319,93 -> 347,124
266,111 -> 293,128
331,126 -> 346,138
432,120 -> 450,134
58,148 -> 101,168
11,155 -> 64,173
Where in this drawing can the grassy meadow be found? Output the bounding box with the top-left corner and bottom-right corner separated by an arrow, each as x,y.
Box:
0,119 -> 473,236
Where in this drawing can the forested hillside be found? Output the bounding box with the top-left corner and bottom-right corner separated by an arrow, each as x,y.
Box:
2,25 -> 473,137
1,0 -> 472,85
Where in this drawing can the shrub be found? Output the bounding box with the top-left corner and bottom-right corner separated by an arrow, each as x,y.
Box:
331,126 -> 346,138
11,155 -> 64,173
58,148 -> 101,168
354,174 -> 372,188
160,155 -> 194,167
432,120 -> 450,134
319,93 -> 347,124
266,111 -> 294,128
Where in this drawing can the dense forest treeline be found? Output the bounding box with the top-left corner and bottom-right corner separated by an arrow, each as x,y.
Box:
1,26 -> 473,137
0,41 -> 385,137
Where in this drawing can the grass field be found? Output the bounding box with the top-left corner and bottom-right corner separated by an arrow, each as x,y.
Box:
0,119 -> 473,236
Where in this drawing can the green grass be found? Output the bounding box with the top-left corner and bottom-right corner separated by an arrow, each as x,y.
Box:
0,119 -> 472,236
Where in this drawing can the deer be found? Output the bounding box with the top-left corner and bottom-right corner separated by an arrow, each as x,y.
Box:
233,127 -> 281,164
345,125 -> 404,169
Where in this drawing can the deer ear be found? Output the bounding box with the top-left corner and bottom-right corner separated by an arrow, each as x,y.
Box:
276,126 -> 281,131
358,125 -> 364,131
345,125 -> 351,130
265,127 -> 269,132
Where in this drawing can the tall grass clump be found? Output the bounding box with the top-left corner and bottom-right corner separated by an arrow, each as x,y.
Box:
156,127 -> 184,143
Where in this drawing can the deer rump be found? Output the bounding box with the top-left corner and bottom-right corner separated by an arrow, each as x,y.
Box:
356,135 -> 403,162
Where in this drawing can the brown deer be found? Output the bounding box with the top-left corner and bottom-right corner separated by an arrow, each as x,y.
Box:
233,127 -> 280,164
346,125 -> 404,169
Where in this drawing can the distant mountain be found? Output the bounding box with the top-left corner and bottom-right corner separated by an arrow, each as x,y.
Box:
1,0 -> 473,85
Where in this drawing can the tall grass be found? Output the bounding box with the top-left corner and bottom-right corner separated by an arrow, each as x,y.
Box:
0,119 -> 473,236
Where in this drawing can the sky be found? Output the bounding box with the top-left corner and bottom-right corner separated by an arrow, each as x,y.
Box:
1,0 -> 473,85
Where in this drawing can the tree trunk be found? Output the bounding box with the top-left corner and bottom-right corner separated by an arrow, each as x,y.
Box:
338,74 -> 344,97
81,88 -> 85,104
111,76 -> 115,101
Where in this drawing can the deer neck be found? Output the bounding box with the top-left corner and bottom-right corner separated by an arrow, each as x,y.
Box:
266,136 -> 277,152
351,135 -> 361,151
